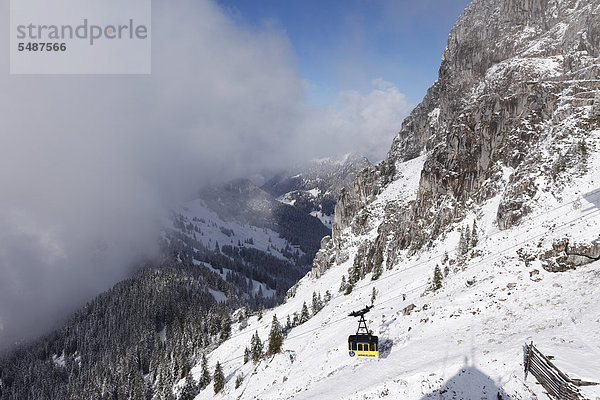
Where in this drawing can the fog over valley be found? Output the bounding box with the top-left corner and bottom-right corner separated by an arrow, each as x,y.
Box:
0,0 -> 413,349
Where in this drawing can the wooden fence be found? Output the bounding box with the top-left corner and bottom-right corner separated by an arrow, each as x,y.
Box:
524,342 -> 597,400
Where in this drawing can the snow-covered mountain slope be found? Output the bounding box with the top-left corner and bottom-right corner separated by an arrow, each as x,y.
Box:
186,131 -> 600,399
262,154 -> 372,229
182,0 -> 600,398
164,179 -> 330,302
173,196 -> 298,263
0,263 -> 239,400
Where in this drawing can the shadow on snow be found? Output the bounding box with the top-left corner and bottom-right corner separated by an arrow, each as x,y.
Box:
419,364 -> 515,400
378,338 -> 394,359
582,189 -> 600,212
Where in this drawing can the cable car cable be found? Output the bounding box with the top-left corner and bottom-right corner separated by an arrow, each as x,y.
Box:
217,191 -> 599,345
215,206 -> 600,366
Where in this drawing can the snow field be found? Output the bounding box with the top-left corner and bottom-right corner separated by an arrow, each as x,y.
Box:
183,130 -> 600,399
172,198 -> 301,263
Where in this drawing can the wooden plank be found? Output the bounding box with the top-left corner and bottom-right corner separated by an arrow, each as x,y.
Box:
530,354 -> 577,395
525,341 -> 534,379
530,355 -> 553,376
526,343 -> 585,400
528,360 -> 556,382
529,365 -> 564,397
571,378 -> 600,387
529,369 -> 561,396
529,357 -> 562,389
558,380 -> 581,400
532,345 -> 577,384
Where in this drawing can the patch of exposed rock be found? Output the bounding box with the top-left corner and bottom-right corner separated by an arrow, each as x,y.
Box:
541,238 -> 600,271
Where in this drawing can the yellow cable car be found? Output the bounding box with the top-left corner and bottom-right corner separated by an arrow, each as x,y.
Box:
348,306 -> 379,358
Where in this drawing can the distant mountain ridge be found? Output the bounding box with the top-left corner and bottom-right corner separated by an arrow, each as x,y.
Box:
262,153 -> 371,227
164,178 -> 329,305
161,154 -> 370,304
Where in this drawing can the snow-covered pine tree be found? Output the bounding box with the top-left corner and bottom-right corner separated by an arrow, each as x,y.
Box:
370,287 -> 377,305
257,285 -> 264,300
458,229 -> 466,255
267,314 -> 283,355
243,347 -> 250,364
371,259 -> 383,280
432,266 -> 443,291
235,374 -> 244,389
208,312 -> 220,337
179,373 -> 198,400
159,373 -> 176,400
371,248 -> 384,280
311,292 -> 322,315
130,369 -> 145,400
471,220 -> 479,248
257,304 -> 263,320
299,302 -> 310,324
347,262 -> 361,293
458,224 -> 473,255
155,364 -> 175,400
238,305 -> 249,330
213,362 -> 224,394
339,275 -> 347,293
220,312 -> 231,341
199,353 -> 211,389
250,331 -> 263,362
579,138 -> 588,167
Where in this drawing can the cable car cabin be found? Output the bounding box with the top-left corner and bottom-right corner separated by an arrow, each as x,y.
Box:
348,334 -> 378,358
348,305 -> 379,358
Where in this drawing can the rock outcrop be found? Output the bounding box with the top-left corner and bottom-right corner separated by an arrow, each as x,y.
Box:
541,238 -> 600,271
313,0 -> 600,278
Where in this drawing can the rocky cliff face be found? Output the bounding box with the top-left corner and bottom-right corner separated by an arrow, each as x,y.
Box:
315,0 -> 600,278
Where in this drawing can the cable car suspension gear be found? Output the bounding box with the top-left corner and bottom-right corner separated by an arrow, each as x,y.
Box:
348,305 -> 379,358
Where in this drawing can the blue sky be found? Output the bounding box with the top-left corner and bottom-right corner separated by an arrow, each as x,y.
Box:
217,0 -> 471,105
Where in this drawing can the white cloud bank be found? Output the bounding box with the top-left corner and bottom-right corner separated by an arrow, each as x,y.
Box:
306,78 -> 413,162
0,0 -> 413,348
